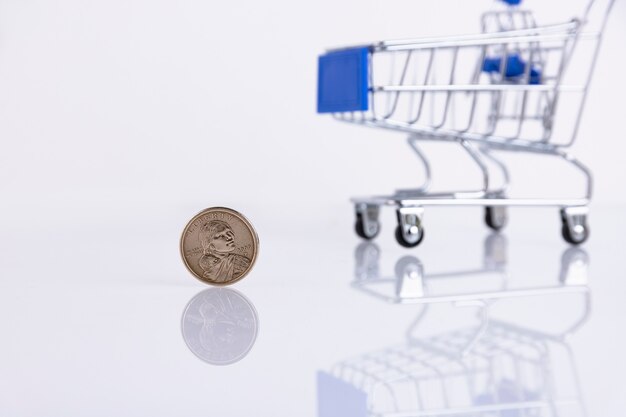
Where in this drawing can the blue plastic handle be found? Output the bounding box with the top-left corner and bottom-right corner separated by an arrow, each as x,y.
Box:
500,0 -> 522,5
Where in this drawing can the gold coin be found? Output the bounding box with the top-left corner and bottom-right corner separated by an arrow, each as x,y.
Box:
180,207 -> 259,286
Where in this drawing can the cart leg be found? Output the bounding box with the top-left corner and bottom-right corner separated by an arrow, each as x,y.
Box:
395,206 -> 425,248
458,138 -> 490,196
354,203 -> 380,240
549,150 -> 591,244
560,206 -> 590,245
553,149 -> 593,201
480,148 -> 510,231
395,136 -> 432,197
479,148 -> 511,196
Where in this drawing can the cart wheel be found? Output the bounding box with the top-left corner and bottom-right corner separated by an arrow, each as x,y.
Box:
485,206 -> 507,231
560,208 -> 589,245
561,221 -> 589,245
562,223 -> 589,245
395,207 -> 425,248
355,212 -> 380,240
395,225 -> 425,248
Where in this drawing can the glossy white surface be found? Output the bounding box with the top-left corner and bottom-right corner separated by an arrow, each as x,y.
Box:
1,205 -> 624,416
0,0 -> 625,414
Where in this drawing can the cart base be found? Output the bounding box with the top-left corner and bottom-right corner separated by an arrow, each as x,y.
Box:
352,196 -> 590,247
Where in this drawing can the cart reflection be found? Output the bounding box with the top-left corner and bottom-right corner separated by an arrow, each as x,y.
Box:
353,234 -> 589,304
317,236 -> 590,417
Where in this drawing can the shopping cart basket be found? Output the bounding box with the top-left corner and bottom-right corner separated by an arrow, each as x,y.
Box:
317,0 -> 615,247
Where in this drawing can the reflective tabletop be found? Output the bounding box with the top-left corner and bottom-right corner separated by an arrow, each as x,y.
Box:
1,206 -> 624,416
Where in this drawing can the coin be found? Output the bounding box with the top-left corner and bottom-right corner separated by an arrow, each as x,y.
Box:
181,288 -> 259,365
180,207 -> 259,286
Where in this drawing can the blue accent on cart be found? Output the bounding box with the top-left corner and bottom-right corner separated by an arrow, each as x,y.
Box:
482,54 -> 542,84
317,47 -> 369,113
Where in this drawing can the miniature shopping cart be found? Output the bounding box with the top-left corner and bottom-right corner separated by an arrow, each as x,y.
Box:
317,0 -> 615,247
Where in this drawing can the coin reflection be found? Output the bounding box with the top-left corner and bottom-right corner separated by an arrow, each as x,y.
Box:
181,288 -> 259,365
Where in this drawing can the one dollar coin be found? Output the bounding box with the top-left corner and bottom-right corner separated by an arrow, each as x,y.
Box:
180,207 -> 259,286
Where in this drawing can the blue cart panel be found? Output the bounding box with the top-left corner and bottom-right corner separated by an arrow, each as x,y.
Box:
317,47 -> 369,113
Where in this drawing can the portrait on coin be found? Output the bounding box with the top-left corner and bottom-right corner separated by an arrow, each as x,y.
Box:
198,220 -> 251,283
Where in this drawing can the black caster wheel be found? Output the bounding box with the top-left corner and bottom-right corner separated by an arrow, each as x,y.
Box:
560,208 -> 589,245
561,221 -> 589,245
355,212 -> 380,240
485,206 -> 507,232
395,225 -> 425,248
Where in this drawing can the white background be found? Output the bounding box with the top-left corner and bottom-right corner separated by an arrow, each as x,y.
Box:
0,0 -> 624,235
